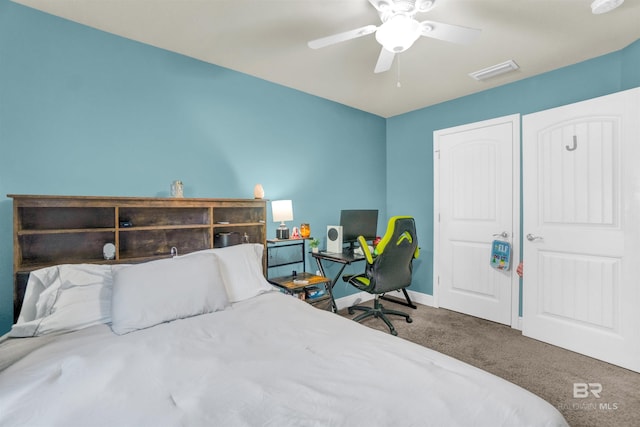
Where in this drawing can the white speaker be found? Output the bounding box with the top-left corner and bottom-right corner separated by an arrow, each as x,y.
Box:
326,225 -> 343,253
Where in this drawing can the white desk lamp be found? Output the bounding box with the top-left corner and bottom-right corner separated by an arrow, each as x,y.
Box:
272,200 -> 293,239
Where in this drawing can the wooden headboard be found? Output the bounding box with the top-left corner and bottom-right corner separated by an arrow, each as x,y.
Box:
10,195 -> 267,322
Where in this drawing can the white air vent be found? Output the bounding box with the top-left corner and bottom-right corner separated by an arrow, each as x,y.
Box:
469,60 -> 519,81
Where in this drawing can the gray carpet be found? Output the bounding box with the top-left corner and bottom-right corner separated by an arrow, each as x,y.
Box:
339,300 -> 640,427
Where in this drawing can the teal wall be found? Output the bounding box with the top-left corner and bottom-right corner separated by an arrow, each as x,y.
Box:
1,0 -> 638,334
386,39 -> 640,297
0,1 -> 386,333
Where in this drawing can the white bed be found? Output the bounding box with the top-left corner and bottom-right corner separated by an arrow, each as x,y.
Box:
0,244 -> 568,426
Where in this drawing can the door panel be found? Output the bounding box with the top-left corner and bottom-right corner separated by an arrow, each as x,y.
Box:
523,88 -> 640,372
434,115 -> 520,326
538,251 -> 618,330
452,241 -> 503,299
539,119 -> 617,226
451,142 -> 497,221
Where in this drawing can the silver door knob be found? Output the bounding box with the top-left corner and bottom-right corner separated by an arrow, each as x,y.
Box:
493,231 -> 509,238
526,233 -> 543,241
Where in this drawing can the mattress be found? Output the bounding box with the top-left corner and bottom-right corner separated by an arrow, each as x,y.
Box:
0,291 -> 568,427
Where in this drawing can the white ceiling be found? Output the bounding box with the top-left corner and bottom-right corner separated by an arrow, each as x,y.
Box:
12,0 -> 640,118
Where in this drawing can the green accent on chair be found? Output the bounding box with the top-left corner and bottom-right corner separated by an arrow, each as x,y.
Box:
354,276 -> 371,287
397,231 -> 413,245
358,235 -> 374,264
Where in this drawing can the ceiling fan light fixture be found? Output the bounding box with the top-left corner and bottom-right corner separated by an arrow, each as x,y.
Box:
375,14 -> 421,53
469,60 -> 519,81
421,22 -> 433,34
417,0 -> 437,13
373,0 -> 393,12
591,0 -> 624,14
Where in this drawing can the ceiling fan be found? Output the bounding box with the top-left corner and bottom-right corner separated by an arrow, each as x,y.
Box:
308,0 -> 481,73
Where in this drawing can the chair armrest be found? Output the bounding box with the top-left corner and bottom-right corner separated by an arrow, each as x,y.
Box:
358,235 -> 374,264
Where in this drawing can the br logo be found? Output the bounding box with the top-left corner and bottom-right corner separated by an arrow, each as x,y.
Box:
573,383 -> 602,398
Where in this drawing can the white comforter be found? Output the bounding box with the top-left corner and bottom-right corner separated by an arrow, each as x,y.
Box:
0,292 -> 567,427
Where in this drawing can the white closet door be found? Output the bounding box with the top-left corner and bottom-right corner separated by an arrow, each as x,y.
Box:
522,87 -> 640,372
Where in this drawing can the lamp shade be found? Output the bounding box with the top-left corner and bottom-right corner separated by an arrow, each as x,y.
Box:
272,200 -> 293,223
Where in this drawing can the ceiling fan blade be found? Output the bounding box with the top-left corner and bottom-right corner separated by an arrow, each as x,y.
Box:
308,25 -> 378,49
419,20 -> 481,45
368,0 -> 393,12
374,48 -> 395,73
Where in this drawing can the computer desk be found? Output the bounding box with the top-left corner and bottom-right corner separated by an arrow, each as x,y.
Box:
311,250 -> 416,313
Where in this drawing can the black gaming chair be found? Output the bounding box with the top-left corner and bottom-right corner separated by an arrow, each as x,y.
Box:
345,216 -> 419,336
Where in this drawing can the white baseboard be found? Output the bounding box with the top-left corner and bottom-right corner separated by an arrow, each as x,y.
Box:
334,291 -> 373,310
335,290 -> 435,310
404,290 -> 435,307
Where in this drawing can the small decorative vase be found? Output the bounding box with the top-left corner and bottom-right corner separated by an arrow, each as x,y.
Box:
300,223 -> 311,238
171,180 -> 184,198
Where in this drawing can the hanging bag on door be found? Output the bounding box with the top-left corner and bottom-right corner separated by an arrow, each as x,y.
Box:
490,240 -> 511,271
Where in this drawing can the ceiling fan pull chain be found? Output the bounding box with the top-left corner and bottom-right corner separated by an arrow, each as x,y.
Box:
397,54 -> 402,88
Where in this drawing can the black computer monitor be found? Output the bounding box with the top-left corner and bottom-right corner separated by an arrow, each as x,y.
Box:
340,209 -> 378,251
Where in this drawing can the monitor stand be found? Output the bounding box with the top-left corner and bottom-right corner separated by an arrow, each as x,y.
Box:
344,241 -> 356,254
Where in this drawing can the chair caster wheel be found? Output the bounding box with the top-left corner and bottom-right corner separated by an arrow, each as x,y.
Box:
406,317 -> 413,323
391,329 -> 398,336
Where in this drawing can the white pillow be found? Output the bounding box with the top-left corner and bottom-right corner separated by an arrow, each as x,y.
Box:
111,253 -> 229,335
10,264 -> 118,337
211,244 -> 274,303
16,264 -> 60,324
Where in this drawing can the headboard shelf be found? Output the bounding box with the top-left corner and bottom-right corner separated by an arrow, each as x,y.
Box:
213,222 -> 266,229
118,224 -> 211,231
17,206 -> 115,231
18,228 -> 117,235
9,194 -> 267,322
17,258 -> 119,272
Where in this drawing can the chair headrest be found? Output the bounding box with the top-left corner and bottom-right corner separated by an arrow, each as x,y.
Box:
375,216 -> 418,259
